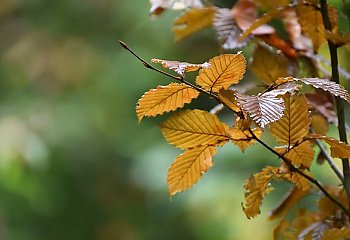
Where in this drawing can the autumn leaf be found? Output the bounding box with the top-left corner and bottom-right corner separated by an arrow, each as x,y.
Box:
213,8 -> 249,50
250,45 -> 290,84
311,114 -> 329,135
173,7 -> 215,41
275,164 -> 311,191
151,58 -> 209,76
149,0 -> 203,16
270,94 -> 311,146
218,89 -> 240,112
275,141 -> 315,168
306,134 -> 350,159
321,228 -> 350,240
254,0 -> 289,10
195,53 -> 246,92
306,91 -> 337,125
136,83 -> 199,122
229,122 -> 262,152
160,109 -> 230,149
168,145 -> 216,196
243,166 -> 278,219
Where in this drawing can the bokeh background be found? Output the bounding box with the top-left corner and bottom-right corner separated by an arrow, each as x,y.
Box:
0,0 -> 349,239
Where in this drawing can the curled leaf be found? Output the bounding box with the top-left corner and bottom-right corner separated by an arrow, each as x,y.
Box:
218,89 -> 240,112
152,58 -> 209,76
149,0 -> 203,16
306,134 -> 350,159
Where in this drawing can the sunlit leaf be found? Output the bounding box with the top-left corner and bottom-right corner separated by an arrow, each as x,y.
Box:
173,7 -> 215,41
306,134 -> 350,159
160,109 -> 230,149
243,166 -> 278,219
136,83 -> 199,122
250,45 -> 290,84
275,164 -> 311,191
152,58 -> 209,76
168,145 -> 216,196
218,89 -> 240,112
270,94 -> 311,146
321,228 -> 350,240
269,186 -> 310,221
229,118 -> 262,152
275,141 -> 314,168
149,0 -> 203,16
195,53 -> 246,92
213,8 -> 249,50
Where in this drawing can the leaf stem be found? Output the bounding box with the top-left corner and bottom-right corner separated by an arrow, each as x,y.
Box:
319,0 -> 350,208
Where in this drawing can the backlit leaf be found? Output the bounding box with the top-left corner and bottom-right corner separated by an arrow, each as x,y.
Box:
173,7 -> 215,41
243,166 -> 278,219
160,109 -> 230,149
168,145 -> 216,196
218,89 -> 240,112
275,164 -> 311,191
149,0 -> 203,16
229,119 -> 262,152
195,53 -> 246,92
213,8 -> 249,50
270,94 -> 311,146
250,45 -> 290,84
321,228 -> 350,240
275,141 -> 315,168
136,83 -> 199,122
306,134 -> 350,159
151,58 -> 209,76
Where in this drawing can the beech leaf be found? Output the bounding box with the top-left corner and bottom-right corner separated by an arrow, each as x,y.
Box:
306,134 -> 350,159
152,58 -> 209,76
168,145 -> 216,196
275,141 -> 315,168
321,228 -> 350,240
136,83 -> 199,122
160,109 -> 230,149
173,7 -> 215,41
149,0 -> 203,16
218,89 -> 240,112
195,53 -> 246,92
229,119 -> 262,152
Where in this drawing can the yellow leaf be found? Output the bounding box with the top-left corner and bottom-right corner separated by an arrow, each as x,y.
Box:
270,94 -> 311,146
269,186 -> 310,221
251,45 -> 290,84
321,228 -> 350,240
275,164 -> 312,191
218,89 -> 240,112
275,141 -> 315,168
311,114 -> 329,135
160,109 -> 230,149
168,145 -> 216,196
151,58 -> 209,76
229,124 -> 262,152
243,166 -> 278,219
173,7 -> 215,41
195,53 -> 246,93
136,83 -> 199,122
306,134 -> 350,159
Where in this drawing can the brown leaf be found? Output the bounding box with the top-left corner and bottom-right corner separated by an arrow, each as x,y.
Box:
275,141 -> 315,168
218,89 -> 240,112
254,0 -> 289,10
136,83 -> 199,122
321,228 -> 350,240
151,58 -> 209,76
160,109 -> 230,149
149,0 -> 203,16
229,118 -> 262,152
173,7 -> 215,41
306,134 -> 350,159
213,8 -> 249,50
195,53 -> 246,92
250,45 -> 290,84
257,33 -> 298,59
275,164 -> 312,191
306,90 -> 337,125
167,145 -> 216,196
311,114 -> 329,135
270,94 -> 311,145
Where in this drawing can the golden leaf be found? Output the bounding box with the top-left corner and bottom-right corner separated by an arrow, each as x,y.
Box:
275,164 -> 311,191
275,141 -> 314,168
136,83 -> 199,122
254,0 -> 289,10
168,145 -> 216,196
195,53 -> 246,93
321,228 -> 350,240
173,7 -> 215,41
306,134 -> 350,159
311,114 -> 329,135
251,45 -> 290,84
218,89 -> 240,112
269,186 -> 310,221
151,58 -> 209,76
160,109 -> 230,149
213,8 -> 249,50
243,166 -> 278,219
270,94 -> 311,146
229,125 -> 262,152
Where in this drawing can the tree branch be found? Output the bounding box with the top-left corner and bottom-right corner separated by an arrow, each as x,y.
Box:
319,0 -> 350,207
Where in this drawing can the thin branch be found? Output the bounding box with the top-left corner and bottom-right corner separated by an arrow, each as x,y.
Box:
319,0 -> 350,207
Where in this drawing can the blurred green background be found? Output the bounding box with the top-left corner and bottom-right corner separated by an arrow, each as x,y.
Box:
0,0 -> 348,240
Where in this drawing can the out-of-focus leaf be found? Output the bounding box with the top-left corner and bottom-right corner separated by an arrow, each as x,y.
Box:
136,83 -> 199,122
254,0 -> 289,10
167,145 -> 216,196
269,186 -> 310,221
149,0 -> 203,16
325,31 -> 350,47
250,45 -> 290,84
160,109 -> 230,149
257,33 -> 298,59
218,89 -> 240,112
243,166 -> 278,219
306,134 -> 350,159
213,8 -> 249,50
306,91 -> 337,125
173,7 -> 215,41
275,141 -> 314,168
273,220 -> 290,240
195,53 -> 246,92
270,94 -> 311,146
311,114 -> 329,135
151,58 -> 209,76
321,228 -> 350,240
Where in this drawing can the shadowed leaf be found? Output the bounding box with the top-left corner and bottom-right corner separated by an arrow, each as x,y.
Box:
321,228 -> 350,240
218,89 -> 240,112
